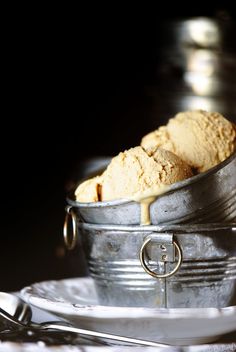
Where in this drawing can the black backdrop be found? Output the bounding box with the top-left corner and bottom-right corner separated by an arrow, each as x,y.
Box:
1,4 -> 236,291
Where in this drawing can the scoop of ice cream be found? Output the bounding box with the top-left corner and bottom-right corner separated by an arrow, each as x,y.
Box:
75,146 -> 193,202
141,110 -> 236,172
141,126 -> 175,153
75,176 -> 102,202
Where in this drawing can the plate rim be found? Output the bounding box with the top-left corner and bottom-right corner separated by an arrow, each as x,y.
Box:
20,277 -> 236,320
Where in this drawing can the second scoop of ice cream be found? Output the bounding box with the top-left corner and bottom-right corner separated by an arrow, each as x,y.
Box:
141,110 -> 236,173
75,146 -> 193,203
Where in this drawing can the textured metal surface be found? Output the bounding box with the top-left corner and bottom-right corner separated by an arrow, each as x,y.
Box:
78,223 -> 236,308
68,152 -> 236,225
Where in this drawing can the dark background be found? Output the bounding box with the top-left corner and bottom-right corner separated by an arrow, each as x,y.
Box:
1,4 -> 236,291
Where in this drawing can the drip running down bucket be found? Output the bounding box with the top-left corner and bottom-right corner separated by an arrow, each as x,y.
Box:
67,152 -> 236,225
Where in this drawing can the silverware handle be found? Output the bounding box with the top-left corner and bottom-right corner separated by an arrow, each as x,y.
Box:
43,323 -> 168,347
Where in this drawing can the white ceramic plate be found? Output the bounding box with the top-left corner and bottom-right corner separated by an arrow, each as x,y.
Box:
21,277 -> 236,346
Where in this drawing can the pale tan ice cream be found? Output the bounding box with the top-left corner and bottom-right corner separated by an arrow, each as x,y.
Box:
74,176 -> 102,202
75,146 -> 193,203
100,146 -> 193,201
141,110 -> 236,172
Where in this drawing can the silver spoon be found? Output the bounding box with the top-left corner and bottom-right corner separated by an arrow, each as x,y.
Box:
0,292 -> 169,348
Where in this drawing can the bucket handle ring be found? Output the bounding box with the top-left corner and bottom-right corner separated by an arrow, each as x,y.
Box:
63,206 -> 78,250
139,237 -> 182,279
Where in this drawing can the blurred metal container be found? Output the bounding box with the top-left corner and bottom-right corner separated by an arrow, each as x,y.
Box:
67,152 -> 236,225
151,18 -> 236,124
76,223 -> 236,308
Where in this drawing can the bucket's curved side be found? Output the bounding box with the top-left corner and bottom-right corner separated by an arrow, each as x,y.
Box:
69,153 -> 236,225
78,223 -> 236,308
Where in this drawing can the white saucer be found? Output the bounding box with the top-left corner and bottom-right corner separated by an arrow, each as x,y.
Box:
21,277 -> 236,346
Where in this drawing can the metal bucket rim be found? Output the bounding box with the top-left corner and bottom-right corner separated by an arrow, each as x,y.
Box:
68,151 -> 236,209
78,222 -> 236,233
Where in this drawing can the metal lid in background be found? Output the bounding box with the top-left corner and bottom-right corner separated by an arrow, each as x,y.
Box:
147,17 -> 236,126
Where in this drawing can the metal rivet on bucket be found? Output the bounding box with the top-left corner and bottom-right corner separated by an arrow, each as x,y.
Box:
139,234 -> 182,279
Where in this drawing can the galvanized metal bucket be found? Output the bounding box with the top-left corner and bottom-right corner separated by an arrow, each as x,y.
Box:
67,152 -> 236,225
65,222 -> 236,308
64,153 -> 236,308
